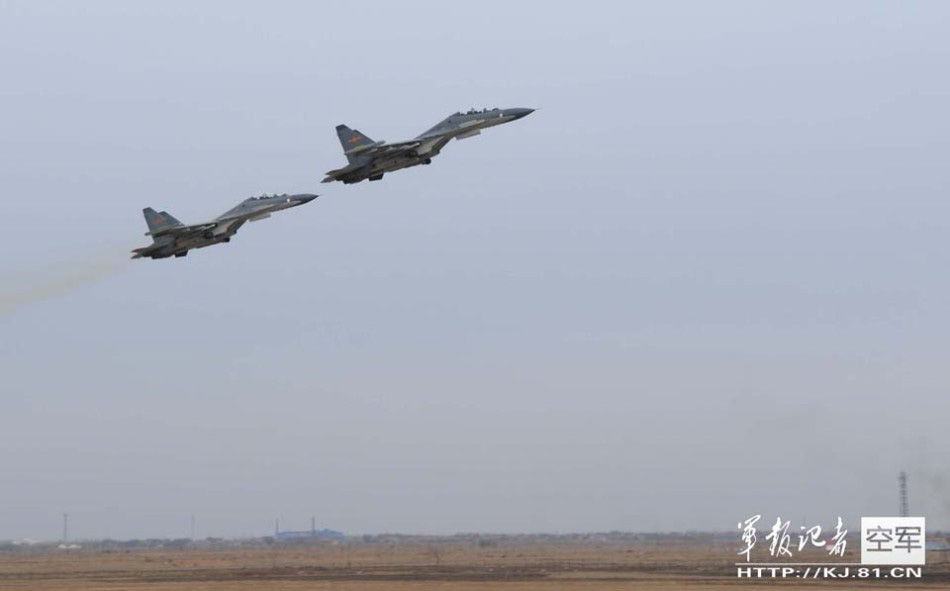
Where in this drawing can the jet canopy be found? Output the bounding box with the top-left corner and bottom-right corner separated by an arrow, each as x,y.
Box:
247,193 -> 289,200
456,107 -> 497,116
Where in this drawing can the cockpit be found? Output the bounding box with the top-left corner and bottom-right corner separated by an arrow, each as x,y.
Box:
248,193 -> 288,200
454,108 -> 498,117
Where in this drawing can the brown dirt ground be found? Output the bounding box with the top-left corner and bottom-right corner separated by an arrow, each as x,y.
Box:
1,539 -> 947,590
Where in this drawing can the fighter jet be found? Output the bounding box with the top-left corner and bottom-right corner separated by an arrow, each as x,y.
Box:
131,193 -> 318,259
322,107 -> 534,184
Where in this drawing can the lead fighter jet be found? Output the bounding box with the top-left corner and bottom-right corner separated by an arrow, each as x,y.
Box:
132,193 -> 318,259
322,107 -> 534,184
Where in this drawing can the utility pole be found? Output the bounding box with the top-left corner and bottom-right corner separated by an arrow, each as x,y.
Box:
899,471 -> 909,517
62,513 -> 68,542
190,514 -> 196,540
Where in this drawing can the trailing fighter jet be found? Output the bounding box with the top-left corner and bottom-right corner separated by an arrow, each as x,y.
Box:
322,107 -> 534,184
131,193 -> 318,259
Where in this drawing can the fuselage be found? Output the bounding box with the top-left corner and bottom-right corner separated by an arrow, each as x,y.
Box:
328,107 -> 533,184
138,193 -> 317,259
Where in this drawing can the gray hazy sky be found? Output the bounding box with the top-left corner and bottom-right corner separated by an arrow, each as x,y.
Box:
2,1 -> 950,540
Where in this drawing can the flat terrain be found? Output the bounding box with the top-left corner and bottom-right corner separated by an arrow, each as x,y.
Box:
1,537 -> 947,590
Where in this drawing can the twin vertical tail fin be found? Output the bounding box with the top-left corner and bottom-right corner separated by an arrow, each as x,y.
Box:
143,207 -> 183,235
336,125 -> 375,164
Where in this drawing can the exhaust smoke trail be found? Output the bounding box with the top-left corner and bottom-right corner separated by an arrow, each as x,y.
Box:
0,251 -> 131,316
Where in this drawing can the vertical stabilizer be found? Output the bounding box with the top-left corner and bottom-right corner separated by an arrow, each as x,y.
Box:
143,207 -> 183,235
336,125 -> 375,164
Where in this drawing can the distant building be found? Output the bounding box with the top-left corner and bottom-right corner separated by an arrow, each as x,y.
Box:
274,517 -> 343,541
275,529 -> 343,541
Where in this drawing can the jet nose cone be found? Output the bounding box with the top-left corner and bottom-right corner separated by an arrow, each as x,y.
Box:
294,194 -> 319,204
510,108 -> 535,120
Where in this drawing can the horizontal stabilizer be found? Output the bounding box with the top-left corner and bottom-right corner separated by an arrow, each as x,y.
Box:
323,161 -> 366,182
130,244 -> 161,259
